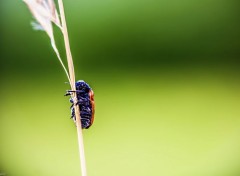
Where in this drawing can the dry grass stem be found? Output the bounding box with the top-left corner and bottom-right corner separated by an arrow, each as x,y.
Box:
23,0 -> 70,83
23,0 -> 87,175
57,0 -> 87,176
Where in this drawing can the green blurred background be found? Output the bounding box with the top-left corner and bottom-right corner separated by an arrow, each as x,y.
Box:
0,0 -> 240,176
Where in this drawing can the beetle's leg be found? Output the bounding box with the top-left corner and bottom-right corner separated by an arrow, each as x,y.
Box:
64,92 -> 71,96
64,90 -> 74,96
71,106 -> 75,117
67,90 -> 85,93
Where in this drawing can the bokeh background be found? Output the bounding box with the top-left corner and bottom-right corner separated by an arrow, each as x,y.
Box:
0,0 -> 240,176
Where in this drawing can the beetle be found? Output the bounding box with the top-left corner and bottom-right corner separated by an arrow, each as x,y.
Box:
65,80 -> 95,129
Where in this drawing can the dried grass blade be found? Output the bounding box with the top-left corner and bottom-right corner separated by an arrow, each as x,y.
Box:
23,0 -> 70,82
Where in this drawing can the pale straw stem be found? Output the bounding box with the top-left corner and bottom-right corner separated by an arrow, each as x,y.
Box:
58,1 -> 87,176
52,43 -> 71,83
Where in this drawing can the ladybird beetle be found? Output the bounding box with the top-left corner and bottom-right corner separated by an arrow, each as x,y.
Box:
65,80 -> 95,129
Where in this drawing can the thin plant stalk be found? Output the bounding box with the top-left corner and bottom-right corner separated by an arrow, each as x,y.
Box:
58,1 -> 87,176
23,1 -> 87,175
53,44 -> 71,83
23,0 -> 71,83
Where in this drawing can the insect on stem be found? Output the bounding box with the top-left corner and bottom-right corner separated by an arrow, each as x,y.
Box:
57,1 -> 88,176
23,1 -> 88,175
